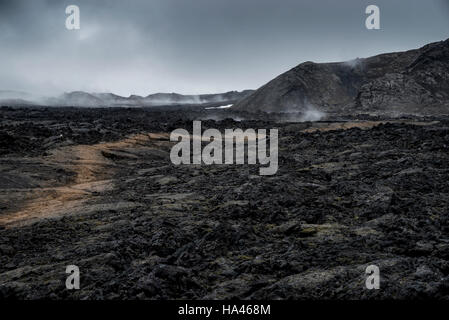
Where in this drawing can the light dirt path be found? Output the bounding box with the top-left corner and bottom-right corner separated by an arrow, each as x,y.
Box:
0,133 -> 169,228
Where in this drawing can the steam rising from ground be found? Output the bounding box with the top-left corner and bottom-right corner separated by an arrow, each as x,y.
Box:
299,107 -> 326,121
277,100 -> 326,122
343,58 -> 364,69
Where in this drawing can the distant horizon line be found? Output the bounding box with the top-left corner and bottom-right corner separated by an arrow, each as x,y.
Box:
0,89 -> 256,99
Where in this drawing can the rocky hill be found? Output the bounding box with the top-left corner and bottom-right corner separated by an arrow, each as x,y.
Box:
233,39 -> 449,116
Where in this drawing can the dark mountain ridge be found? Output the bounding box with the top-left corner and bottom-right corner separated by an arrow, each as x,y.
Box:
233,39 -> 449,115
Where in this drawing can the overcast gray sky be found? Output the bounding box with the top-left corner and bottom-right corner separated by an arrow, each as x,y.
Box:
0,0 -> 448,96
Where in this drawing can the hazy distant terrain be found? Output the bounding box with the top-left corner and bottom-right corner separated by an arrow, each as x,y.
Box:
0,90 -> 254,108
